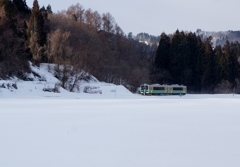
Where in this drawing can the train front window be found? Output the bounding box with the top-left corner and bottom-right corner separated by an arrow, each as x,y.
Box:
141,86 -> 148,90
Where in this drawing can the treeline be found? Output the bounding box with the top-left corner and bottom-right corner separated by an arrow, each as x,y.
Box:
0,0 -> 31,78
153,30 -> 240,93
0,0 -> 153,91
1,0 -> 240,94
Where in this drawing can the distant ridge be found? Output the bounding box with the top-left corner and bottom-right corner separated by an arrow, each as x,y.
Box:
134,30 -> 240,47
133,33 -> 160,46
196,29 -> 240,47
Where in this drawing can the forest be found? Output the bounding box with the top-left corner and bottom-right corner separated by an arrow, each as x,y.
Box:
0,0 -> 240,93
153,31 -> 240,93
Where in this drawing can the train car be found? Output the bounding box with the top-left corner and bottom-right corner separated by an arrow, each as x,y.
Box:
169,85 -> 187,95
140,84 -> 150,95
149,84 -> 168,95
140,84 -> 187,95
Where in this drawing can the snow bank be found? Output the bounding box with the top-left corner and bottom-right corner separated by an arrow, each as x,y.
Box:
0,62 -> 133,98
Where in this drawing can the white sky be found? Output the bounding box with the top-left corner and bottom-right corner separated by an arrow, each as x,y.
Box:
26,0 -> 240,36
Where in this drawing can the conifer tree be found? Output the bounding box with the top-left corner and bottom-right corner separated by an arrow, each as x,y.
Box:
194,36 -> 205,92
228,42 -> 240,86
214,45 -> 224,83
12,0 -> 29,15
182,32 -> 199,90
28,0 -> 47,63
0,0 -> 17,18
46,4 -> 52,13
154,32 -> 170,70
201,36 -> 217,93
169,30 -> 185,84
0,0 -> 30,78
222,40 -> 231,80
28,0 -> 39,38
0,0 -> 7,7
28,0 -> 47,44
152,32 -> 171,83
37,6 -> 47,46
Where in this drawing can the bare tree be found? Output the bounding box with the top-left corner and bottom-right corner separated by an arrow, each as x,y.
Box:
102,12 -> 115,34
92,11 -> 101,31
47,29 -> 72,69
115,23 -> 124,36
84,8 -> 94,27
47,11 -> 152,92
66,3 -> 85,23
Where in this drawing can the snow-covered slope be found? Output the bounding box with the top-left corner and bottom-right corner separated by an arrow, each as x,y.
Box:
0,62 -> 132,98
196,29 -> 240,47
134,32 -> 160,46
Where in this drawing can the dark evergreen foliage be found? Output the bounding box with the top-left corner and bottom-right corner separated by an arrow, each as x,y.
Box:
28,0 -> 47,46
12,0 -> 30,15
153,31 -> 240,93
36,8 -> 46,46
154,32 -> 170,70
0,0 -> 31,78
46,4 -> 52,13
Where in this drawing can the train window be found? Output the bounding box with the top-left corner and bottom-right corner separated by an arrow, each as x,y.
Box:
153,87 -> 165,90
173,87 -> 183,91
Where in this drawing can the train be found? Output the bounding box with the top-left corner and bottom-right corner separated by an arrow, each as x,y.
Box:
140,84 -> 187,95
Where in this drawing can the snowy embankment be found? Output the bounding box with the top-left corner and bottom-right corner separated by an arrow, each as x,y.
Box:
1,63 -> 240,167
0,63 -> 133,98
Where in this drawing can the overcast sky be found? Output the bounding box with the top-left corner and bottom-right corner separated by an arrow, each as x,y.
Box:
26,0 -> 240,36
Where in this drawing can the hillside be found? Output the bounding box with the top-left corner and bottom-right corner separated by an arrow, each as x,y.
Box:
0,62 -> 133,98
1,0 -> 240,94
133,32 -> 160,46
135,30 -> 240,47
0,1 -> 152,92
196,29 -> 240,47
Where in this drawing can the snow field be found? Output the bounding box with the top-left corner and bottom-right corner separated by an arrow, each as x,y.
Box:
1,63 -> 240,166
1,97 -> 240,167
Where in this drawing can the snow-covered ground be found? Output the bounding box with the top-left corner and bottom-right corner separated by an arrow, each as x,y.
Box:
0,63 -> 134,99
1,64 -> 240,167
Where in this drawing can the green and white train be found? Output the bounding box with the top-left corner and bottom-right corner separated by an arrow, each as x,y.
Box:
140,84 -> 187,95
